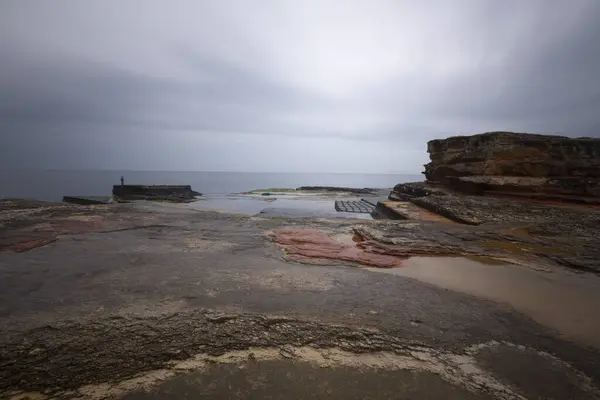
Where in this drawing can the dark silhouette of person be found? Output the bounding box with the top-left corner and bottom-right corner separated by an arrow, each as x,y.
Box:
120,176 -> 124,186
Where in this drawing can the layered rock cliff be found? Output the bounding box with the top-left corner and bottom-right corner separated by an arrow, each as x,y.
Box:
421,132 -> 600,200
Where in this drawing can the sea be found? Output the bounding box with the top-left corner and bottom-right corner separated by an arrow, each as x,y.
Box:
0,169 -> 423,202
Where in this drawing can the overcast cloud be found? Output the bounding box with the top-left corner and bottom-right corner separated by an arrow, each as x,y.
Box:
1,0 -> 599,172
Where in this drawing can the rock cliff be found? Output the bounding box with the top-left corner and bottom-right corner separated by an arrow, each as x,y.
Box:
421,132 -> 600,199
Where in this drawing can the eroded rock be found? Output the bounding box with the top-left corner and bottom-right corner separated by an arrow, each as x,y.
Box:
271,228 -> 404,268
423,132 -> 600,199
354,200 -> 600,273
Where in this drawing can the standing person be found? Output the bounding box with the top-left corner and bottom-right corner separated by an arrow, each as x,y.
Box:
120,176 -> 124,186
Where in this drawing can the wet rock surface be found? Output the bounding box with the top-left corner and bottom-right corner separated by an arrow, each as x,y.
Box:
1,198 -> 600,398
1,311 -> 424,392
123,359 -> 495,400
2,309 -> 600,399
385,182 -> 600,273
0,199 -> 165,252
475,343 -> 600,400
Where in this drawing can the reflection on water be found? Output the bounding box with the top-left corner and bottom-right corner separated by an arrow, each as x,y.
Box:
368,256 -> 600,348
187,193 -> 372,219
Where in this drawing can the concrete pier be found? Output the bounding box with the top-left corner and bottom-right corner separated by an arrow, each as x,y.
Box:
112,185 -> 200,202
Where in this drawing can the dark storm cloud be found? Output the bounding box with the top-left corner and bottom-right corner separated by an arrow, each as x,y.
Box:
1,0 -> 599,171
0,48 -> 330,136
366,1 -> 600,139
434,3 -> 600,135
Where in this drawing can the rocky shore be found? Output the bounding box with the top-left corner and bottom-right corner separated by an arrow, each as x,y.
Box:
1,132 -> 600,399
379,132 -> 600,273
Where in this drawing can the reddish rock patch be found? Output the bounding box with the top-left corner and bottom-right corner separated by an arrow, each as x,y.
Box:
49,217 -> 105,234
0,199 -> 165,253
0,236 -> 57,252
1,217 -> 109,253
272,228 -> 403,268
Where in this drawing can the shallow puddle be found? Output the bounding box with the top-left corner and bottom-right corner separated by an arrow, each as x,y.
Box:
367,257 -> 600,348
478,240 -> 569,256
188,194 -> 371,219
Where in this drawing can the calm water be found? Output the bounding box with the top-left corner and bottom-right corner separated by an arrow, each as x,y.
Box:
1,170 -> 422,202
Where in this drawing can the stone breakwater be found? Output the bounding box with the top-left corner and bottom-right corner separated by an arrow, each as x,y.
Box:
112,184 -> 200,202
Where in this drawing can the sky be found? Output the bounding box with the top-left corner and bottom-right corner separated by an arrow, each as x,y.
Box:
1,0 -> 599,173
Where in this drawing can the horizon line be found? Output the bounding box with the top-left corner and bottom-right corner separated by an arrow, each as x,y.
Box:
5,168 -> 424,175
